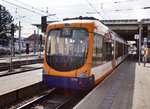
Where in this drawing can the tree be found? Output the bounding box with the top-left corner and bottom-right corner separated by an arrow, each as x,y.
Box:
0,5 -> 14,46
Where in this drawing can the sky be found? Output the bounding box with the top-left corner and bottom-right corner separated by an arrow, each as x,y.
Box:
1,0 -> 150,38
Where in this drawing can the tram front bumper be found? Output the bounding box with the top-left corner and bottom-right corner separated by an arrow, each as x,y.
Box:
42,74 -> 94,90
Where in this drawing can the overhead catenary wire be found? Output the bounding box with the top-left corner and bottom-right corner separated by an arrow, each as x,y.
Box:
86,0 -> 105,19
1,0 -> 56,20
2,0 -> 150,21
94,0 -> 110,19
102,0 -> 125,20
13,0 -> 46,13
13,8 -> 40,25
97,0 -> 139,4
47,0 -> 138,9
13,0 -> 60,20
94,0 -> 147,19
2,0 -> 43,16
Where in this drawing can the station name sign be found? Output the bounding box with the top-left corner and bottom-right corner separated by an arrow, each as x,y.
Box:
134,34 -> 139,39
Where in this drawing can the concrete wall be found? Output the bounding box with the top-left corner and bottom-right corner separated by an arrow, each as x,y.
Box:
0,82 -> 45,108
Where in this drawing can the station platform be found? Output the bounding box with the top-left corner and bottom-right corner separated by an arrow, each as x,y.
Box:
0,68 -> 42,96
0,63 -> 43,76
74,55 -> 150,109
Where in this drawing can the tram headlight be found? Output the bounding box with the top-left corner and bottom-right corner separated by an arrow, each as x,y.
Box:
42,68 -> 47,74
78,70 -> 88,78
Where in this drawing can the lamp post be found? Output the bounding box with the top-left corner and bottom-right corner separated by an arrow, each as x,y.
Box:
18,21 -> 21,60
16,16 -> 25,60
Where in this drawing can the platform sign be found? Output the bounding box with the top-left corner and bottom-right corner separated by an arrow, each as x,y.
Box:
144,38 -> 147,42
134,34 -> 139,39
144,49 -> 148,55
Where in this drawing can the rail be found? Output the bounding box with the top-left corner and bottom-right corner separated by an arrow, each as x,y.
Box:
17,88 -> 90,109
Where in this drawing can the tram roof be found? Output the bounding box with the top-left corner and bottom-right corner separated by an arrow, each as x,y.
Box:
49,19 -> 95,25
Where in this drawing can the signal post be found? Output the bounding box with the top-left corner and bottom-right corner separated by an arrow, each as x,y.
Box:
143,26 -> 148,67
26,43 -> 29,68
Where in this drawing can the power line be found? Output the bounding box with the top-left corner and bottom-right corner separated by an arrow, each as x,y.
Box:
97,0 -> 139,4
86,0 -> 105,19
2,0 -> 44,16
2,0 -> 57,21
2,0 -> 55,20
13,0 -> 46,13
94,0 -> 110,19
99,1 -> 122,20
13,0 -> 59,20
47,0 -> 137,9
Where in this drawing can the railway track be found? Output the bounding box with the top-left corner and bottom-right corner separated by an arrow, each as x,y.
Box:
17,88 -> 90,109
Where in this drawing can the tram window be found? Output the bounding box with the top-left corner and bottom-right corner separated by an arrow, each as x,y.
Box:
92,36 -> 96,57
115,41 -> 123,58
46,28 -> 89,72
46,30 -> 61,55
92,35 -> 97,67
92,34 -> 103,67
97,35 -> 103,65
103,37 -> 114,63
115,41 -> 118,58
119,43 -> 123,57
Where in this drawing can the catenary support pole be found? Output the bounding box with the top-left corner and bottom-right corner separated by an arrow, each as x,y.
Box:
138,23 -> 142,65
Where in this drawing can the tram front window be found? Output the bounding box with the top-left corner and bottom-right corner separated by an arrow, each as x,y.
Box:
46,28 -> 89,71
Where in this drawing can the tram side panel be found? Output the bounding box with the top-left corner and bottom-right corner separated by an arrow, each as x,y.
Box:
115,41 -> 123,66
90,27 -> 128,85
91,33 -> 114,85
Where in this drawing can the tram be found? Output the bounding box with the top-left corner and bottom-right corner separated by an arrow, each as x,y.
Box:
42,17 -> 129,90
